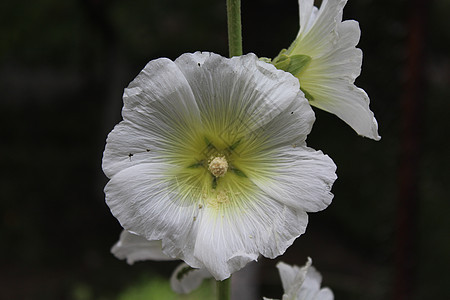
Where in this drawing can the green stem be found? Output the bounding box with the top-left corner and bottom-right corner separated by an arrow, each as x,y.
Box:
226,0 -> 243,57
216,277 -> 231,300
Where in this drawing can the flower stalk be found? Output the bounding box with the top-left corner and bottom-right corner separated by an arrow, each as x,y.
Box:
217,277 -> 231,300
221,0 -> 241,295
226,0 -> 242,57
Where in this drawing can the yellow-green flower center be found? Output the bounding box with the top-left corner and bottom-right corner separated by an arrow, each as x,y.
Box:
160,117 -> 277,212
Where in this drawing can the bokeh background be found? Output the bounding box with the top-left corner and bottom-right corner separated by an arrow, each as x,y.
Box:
1,0 -> 449,299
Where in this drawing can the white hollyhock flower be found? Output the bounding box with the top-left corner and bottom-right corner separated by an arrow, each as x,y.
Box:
112,230 -> 211,294
111,230 -> 176,264
102,52 -> 337,280
170,262 -> 211,294
273,0 -> 380,140
264,258 -> 334,300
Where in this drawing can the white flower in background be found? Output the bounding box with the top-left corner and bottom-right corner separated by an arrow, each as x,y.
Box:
111,230 -> 176,264
264,258 -> 334,300
272,0 -> 380,140
112,230 -> 211,294
102,51 -> 337,280
170,262 -> 211,294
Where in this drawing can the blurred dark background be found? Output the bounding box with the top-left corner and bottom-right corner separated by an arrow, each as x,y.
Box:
1,0 -> 449,299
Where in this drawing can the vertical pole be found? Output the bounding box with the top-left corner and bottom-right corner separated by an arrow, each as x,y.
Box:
395,0 -> 429,299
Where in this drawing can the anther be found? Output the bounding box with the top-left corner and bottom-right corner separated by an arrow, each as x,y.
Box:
208,156 -> 228,177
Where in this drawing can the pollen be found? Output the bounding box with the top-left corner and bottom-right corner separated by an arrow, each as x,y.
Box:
218,190 -> 229,203
208,156 -> 228,177
206,190 -> 230,209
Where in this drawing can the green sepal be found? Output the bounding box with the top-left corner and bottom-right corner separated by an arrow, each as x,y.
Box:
287,55 -> 312,76
300,87 -> 315,101
272,50 -> 314,101
272,52 -> 312,78
259,57 -> 272,63
274,48 -> 288,59
271,49 -> 289,70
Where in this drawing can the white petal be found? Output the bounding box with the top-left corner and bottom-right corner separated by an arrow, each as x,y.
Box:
299,19 -> 380,140
106,162 -> 309,280
105,162 -> 203,267
248,92 -> 315,150
297,265 -> 335,300
295,0 -> 347,58
303,78 -> 380,140
298,0 -> 318,33
103,57 -> 201,178
193,191 -> 308,280
122,57 -> 201,126
286,0 -> 380,140
170,262 -> 211,294
277,259 -> 311,295
275,259 -> 334,300
315,288 -> 334,300
174,52 -> 307,140
102,121 -> 161,179
297,266 -> 323,299
252,147 -> 337,213
306,20 -> 362,81
111,230 -> 175,264
222,96 -> 318,186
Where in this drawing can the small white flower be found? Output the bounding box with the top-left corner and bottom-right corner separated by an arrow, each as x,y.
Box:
112,230 -> 211,294
102,52 -> 337,280
264,258 -> 334,300
111,230 -> 176,264
273,0 -> 380,140
170,262 -> 211,294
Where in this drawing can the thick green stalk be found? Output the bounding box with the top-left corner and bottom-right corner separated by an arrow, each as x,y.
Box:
226,0 -> 242,57
216,277 -> 231,300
